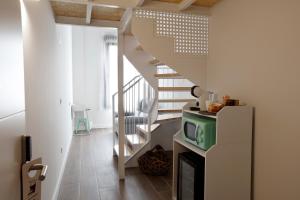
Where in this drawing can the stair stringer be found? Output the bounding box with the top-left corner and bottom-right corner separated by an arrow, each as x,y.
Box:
125,119 -> 181,168
131,16 -> 207,89
125,141 -> 151,168
124,35 -> 158,89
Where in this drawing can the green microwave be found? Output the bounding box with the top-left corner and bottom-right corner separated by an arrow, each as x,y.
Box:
182,114 -> 216,151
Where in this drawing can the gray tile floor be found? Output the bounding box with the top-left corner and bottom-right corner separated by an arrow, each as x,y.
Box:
58,129 -> 172,200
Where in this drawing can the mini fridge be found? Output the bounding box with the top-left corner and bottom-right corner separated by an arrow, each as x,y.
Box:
177,152 -> 205,200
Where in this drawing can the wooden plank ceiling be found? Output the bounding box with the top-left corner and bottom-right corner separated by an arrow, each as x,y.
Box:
50,1 -> 87,19
50,0 -> 219,27
92,6 -> 124,21
50,1 -> 125,22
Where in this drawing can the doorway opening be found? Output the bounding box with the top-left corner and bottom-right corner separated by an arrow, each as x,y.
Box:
71,26 -> 139,133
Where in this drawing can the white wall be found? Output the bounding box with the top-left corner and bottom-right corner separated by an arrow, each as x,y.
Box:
0,0 -> 25,199
21,1 -> 73,200
207,0 -> 300,199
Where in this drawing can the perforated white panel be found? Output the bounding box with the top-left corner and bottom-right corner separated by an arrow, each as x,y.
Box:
135,9 -> 209,55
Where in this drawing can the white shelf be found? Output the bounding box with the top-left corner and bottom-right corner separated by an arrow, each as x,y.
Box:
173,105 -> 253,200
173,131 -> 207,158
183,109 -> 217,119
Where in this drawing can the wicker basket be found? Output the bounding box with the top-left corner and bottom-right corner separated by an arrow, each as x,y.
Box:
138,145 -> 171,176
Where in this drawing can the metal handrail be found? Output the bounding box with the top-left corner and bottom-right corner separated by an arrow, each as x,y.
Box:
122,77 -> 143,94
112,75 -> 142,97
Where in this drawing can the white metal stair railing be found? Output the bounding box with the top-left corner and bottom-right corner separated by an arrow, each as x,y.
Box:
112,75 -> 142,135
112,75 -> 156,161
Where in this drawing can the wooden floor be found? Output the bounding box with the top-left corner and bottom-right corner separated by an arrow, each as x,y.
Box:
58,129 -> 172,200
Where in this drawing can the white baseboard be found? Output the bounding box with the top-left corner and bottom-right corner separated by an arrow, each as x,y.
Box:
51,135 -> 72,200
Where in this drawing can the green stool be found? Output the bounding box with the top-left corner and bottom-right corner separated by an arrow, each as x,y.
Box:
75,117 -> 90,134
72,105 -> 92,135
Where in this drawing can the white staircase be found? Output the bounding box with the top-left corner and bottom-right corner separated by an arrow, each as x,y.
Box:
113,41 -> 196,167
113,7 -> 210,168
131,8 -> 208,87
124,33 -> 197,116
112,58 -> 196,166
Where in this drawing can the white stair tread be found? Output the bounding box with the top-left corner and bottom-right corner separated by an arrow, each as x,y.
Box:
126,134 -> 146,145
158,99 -> 195,103
158,87 -> 191,91
114,144 -> 133,157
158,109 -> 182,113
136,124 -> 160,134
156,113 -> 182,122
154,73 -> 182,78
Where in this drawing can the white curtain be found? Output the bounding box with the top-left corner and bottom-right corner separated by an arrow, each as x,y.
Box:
99,35 -> 117,110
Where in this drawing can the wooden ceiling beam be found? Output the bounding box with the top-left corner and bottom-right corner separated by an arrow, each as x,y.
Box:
119,8 -> 132,33
86,0 -> 93,24
92,0 -> 134,8
178,0 -> 196,10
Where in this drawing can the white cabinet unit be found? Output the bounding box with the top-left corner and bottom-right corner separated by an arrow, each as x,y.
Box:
173,105 -> 253,200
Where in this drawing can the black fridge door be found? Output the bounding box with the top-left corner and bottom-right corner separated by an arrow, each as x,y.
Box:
178,152 -> 205,200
